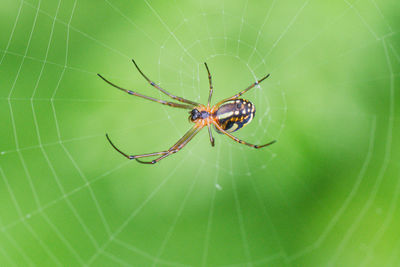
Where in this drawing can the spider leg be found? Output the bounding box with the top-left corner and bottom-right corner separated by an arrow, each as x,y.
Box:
216,73 -> 270,106
106,134 -> 168,159
107,125 -> 203,164
132,59 -> 201,106
212,122 -> 276,149
207,124 -> 215,147
204,62 -> 213,108
98,74 -> 194,109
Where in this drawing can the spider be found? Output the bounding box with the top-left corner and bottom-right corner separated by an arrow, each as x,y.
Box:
98,59 -> 276,164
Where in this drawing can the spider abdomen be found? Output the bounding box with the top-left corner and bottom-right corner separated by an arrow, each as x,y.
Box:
213,99 -> 255,133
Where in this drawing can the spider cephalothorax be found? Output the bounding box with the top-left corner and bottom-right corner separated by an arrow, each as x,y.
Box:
189,108 -> 211,122
99,59 -> 276,164
189,108 -> 201,122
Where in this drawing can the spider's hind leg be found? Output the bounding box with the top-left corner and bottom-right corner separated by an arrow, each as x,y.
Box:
215,73 -> 270,106
211,123 -> 276,149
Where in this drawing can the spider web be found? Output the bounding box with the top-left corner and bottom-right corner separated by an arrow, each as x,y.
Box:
1,0 -> 400,266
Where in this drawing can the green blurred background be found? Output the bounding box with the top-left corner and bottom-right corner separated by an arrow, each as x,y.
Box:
1,0 -> 400,266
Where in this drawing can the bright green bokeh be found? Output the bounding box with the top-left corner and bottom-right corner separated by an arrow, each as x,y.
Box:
1,0 -> 399,266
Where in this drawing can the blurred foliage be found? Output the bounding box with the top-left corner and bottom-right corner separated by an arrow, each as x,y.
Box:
0,0 -> 399,266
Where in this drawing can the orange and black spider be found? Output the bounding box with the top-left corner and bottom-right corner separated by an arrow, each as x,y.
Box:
98,60 -> 276,164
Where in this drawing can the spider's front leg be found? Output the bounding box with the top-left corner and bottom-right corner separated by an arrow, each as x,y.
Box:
98,74 -> 194,110
106,125 -> 203,164
132,59 -> 200,106
106,134 -> 168,160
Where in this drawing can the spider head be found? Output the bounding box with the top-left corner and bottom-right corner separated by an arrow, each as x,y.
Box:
189,108 -> 201,122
